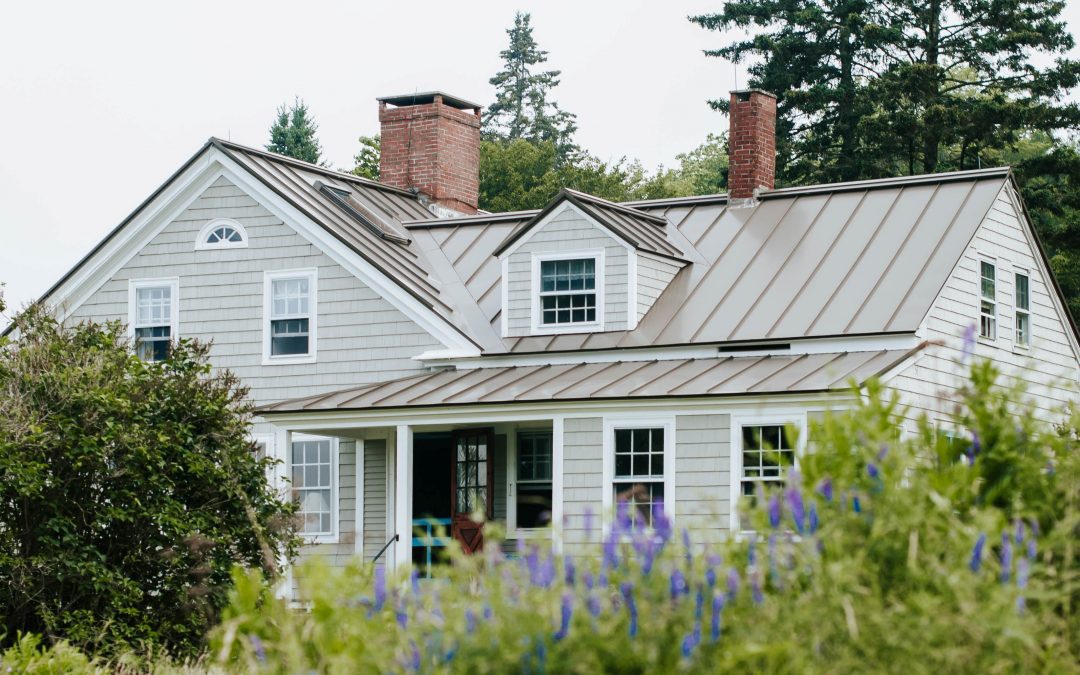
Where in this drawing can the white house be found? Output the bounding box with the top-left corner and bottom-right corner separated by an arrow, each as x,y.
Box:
24,90 -> 1080,582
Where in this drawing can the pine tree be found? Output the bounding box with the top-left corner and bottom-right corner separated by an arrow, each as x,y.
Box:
266,97 -> 324,165
484,12 -> 578,162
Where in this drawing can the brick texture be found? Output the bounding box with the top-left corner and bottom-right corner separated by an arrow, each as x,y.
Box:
378,95 -> 481,214
728,90 -> 776,200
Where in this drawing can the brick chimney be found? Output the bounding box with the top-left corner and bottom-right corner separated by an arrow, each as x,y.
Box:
728,89 -> 777,204
377,92 -> 482,215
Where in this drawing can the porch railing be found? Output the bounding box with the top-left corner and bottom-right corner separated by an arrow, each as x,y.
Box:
412,517 -> 452,578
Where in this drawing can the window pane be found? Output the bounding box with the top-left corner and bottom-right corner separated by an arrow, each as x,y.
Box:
516,483 -> 553,529
1015,273 -> 1029,310
615,429 -> 632,453
271,318 -> 310,356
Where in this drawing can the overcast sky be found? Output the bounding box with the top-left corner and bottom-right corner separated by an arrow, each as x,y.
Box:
2,0 -> 1078,314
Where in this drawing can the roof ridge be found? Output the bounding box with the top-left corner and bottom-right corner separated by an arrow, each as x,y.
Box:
563,188 -> 668,225
209,137 -> 430,203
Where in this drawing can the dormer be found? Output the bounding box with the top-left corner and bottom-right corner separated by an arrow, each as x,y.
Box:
494,189 -> 689,338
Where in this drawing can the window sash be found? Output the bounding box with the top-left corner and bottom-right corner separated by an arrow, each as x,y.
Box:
538,258 -> 598,325
134,286 -> 171,328
271,278 -> 310,319
292,440 -> 332,535
613,427 -> 665,479
979,261 -> 996,339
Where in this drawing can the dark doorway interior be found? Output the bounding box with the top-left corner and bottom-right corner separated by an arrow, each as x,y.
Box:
412,432 -> 452,567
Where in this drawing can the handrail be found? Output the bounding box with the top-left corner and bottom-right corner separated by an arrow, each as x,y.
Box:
371,533 -> 398,565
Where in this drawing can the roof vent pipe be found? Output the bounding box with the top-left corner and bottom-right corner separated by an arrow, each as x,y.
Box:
727,89 -> 777,205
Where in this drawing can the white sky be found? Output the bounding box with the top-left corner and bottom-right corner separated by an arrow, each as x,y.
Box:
1,0 -> 1078,314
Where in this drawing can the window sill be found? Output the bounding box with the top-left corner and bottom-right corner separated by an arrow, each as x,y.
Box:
301,534 -> 339,546
263,353 -> 317,366
529,322 -> 606,336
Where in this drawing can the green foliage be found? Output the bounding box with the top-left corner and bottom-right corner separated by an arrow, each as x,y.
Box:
483,12 -> 579,162
199,361 -> 1077,673
351,134 -> 380,181
266,97 -> 324,165
0,309 -> 298,658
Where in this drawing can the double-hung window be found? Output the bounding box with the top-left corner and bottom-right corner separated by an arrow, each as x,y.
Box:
291,437 -> 333,536
264,269 -> 317,363
979,261 -> 997,340
514,430 -> 554,530
1015,271 -> 1030,347
739,424 -> 796,505
538,257 -> 598,326
129,278 -> 178,362
612,427 -> 665,527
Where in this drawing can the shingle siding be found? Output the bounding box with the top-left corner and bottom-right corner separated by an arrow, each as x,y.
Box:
363,438 -> 389,563
561,417 -> 604,550
505,206 -> 630,336
637,253 -> 684,321
66,175 -> 442,409
887,183 -> 1080,424
675,414 -> 730,541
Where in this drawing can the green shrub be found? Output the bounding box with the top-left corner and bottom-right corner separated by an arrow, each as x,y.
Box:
206,360 -> 1078,674
0,309 -> 298,658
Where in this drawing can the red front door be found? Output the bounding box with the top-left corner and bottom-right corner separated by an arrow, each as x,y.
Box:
450,428 -> 494,554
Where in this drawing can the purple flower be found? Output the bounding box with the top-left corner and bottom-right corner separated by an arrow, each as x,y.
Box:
705,567 -> 716,588
877,443 -> 889,461
1000,532 -> 1013,583
681,632 -> 697,659
621,582 -> 638,638
525,545 -> 540,582
603,530 -> 619,570
726,568 -> 739,600
748,537 -> 757,566
970,430 -> 981,459
564,556 -> 576,586
249,635 -> 265,663
374,565 -> 387,611
587,593 -> 602,618
537,554 -> 556,588
641,537 -> 658,576
1014,519 -> 1025,544
670,569 -> 688,601
767,494 -> 782,529
962,323 -> 976,361
410,569 -> 421,598
852,495 -> 862,514
867,463 -> 880,480
583,570 -> 595,590
616,499 -> 632,533
711,593 -> 724,642
465,608 -> 476,633
970,533 -> 986,572
584,508 -> 594,539
483,604 -> 493,621
786,488 -> 806,534
682,528 -> 693,560
818,478 -> 834,502
654,500 -> 673,542
1027,538 -> 1037,561
1017,557 -> 1030,590
751,571 -> 764,605
409,643 -> 421,671
554,592 -> 573,641
809,503 -> 819,535
397,605 -> 409,629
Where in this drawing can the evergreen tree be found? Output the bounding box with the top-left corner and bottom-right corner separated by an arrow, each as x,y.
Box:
266,97 -> 324,165
351,134 -> 380,180
484,12 -> 578,162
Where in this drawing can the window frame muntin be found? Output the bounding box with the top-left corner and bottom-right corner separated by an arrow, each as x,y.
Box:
530,250 -> 605,334
195,218 -> 249,250
1014,269 -> 1031,349
127,277 -> 179,362
600,415 -> 675,533
289,433 -> 338,542
978,258 -> 997,341
262,268 -> 318,365
730,413 -> 807,534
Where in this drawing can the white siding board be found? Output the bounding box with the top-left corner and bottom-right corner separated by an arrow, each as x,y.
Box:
675,414 -> 730,541
888,183 -> 1080,425
561,417 -> 603,550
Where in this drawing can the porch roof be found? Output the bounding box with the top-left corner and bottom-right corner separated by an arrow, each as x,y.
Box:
257,348 -> 919,414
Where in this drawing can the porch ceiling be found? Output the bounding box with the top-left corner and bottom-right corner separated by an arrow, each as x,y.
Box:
256,348 -> 921,414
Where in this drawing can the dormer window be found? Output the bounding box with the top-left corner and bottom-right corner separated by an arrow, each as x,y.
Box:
195,218 -> 248,250
531,252 -> 604,332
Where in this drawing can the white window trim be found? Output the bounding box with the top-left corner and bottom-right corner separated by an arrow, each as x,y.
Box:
507,426 -> 556,539
251,432 -> 276,490
978,257 -> 997,342
729,413 -> 807,534
195,217 -> 249,250
289,432 -> 339,544
530,249 -> 606,335
263,268 -> 318,365
600,415 -> 676,532
1013,268 -> 1031,351
127,276 -> 180,351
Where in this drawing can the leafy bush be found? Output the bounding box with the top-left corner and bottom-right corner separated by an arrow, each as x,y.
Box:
205,360 -> 1078,673
0,309 -> 298,658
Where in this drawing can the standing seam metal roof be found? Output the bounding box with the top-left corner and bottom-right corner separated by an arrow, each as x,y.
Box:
257,348 -> 918,413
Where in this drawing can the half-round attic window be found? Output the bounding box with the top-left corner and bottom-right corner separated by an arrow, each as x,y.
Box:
195,218 -> 248,250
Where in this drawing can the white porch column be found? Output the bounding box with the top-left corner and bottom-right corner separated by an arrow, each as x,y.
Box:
552,416 -> 565,553
393,424 -> 413,571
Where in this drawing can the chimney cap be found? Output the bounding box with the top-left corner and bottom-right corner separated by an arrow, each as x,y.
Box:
377,91 -> 482,112
730,88 -> 777,101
